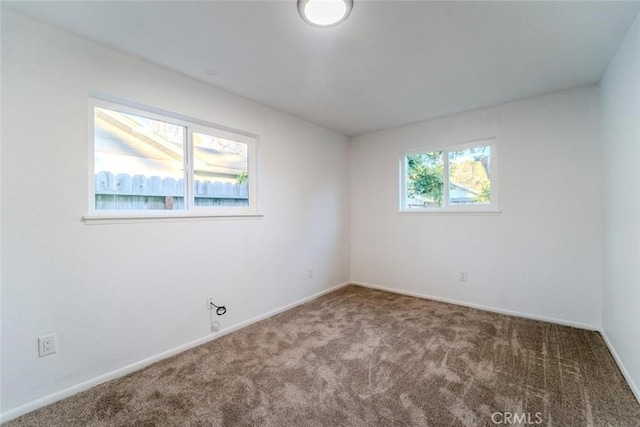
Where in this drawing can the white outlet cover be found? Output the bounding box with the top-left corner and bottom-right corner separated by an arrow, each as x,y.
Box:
38,333 -> 57,357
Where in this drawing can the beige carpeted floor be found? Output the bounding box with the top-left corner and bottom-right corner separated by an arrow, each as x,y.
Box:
5,285 -> 640,426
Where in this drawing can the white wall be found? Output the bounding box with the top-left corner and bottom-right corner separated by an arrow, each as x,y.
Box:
0,10 -> 350,416
600,13 -> 640,400
350,86 -> 602,328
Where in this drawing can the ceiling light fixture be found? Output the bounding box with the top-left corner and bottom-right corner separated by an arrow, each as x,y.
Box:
298,0 -> 353,28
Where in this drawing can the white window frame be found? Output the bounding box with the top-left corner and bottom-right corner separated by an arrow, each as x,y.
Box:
85,97 -> 260,223
399,138 -> 500,214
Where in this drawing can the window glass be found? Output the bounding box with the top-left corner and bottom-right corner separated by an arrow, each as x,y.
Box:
90,100 -> 258,217
406,152 -> 443,208
94,107 -> 186,210
448,146 -> 491,205
192,132 -> 249,207
400,139 -> 497,212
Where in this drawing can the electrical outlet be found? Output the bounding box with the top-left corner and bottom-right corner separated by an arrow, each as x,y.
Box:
459,271 -> 468,282
38,333 -> 57,357
207,296 -> 215,310
308,268 -> 314,278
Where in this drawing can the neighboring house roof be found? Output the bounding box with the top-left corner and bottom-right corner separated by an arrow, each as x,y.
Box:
94,108 -> 246,181
449,182 -> 480,202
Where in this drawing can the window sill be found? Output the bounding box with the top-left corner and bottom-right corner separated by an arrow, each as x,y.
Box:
83,211 -> 264,225
399,209 -> 502,215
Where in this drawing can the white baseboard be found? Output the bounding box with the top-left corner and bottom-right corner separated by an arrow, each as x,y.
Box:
8,281 -> 634,422
0,281 -> 350,424
351,281 -> 599,331
599,329 -> 640,404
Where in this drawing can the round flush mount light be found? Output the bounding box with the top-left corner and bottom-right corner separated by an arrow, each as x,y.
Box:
298,0 -> 353,27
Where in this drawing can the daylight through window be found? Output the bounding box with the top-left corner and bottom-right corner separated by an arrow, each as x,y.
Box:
400,139 -> 497,211
90,99 -> 258,217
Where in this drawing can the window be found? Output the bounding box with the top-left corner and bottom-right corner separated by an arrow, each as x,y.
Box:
400,138 -> 498,212
88,98 -> 258,219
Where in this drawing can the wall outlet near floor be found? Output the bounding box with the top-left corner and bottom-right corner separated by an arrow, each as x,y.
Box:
210,321 -> 220,333
207,296 -> 215,310
459,271 -> 468,282
308,268 -> 314,278
38,333 -> 57,357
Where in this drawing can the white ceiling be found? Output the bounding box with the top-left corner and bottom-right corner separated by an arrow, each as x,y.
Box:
5,1 -> 640,136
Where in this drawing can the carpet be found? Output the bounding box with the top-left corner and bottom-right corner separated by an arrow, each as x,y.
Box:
5,285 -> 640,426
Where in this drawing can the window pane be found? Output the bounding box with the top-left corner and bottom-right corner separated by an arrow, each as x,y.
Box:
192,132 -> 249,207
448,146 -> 491,205
94,107 -> 186,210
406,152 -> 444,208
